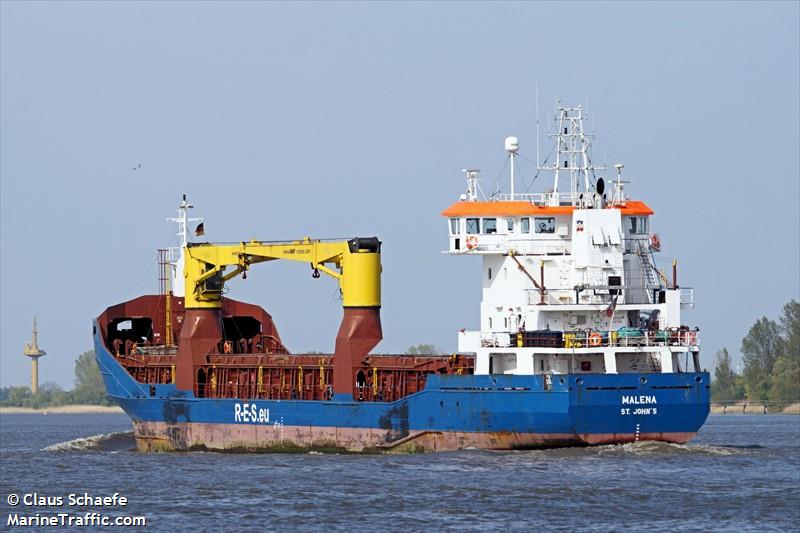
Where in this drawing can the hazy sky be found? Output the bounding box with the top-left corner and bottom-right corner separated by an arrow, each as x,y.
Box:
1,1 -> 798,388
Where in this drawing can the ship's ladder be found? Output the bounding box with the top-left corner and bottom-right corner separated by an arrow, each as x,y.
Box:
636,240 -> 659,302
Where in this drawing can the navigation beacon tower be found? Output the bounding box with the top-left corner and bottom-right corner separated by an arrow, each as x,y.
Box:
23,317 -> 46,394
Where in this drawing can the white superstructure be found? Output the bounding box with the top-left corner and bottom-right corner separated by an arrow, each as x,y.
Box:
444,104 -> 700,377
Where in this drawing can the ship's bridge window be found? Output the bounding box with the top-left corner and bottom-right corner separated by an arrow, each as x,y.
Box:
466,218 -> 480,234
629,216 -> 648,234
506,218 -> 514,232
521,217 -> 530,234
482,218 -> 497,234
535,217 -> 556,234
449,218 -> 460,235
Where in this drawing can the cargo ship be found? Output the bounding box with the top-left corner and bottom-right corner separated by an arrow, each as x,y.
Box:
93,104 -> 709,452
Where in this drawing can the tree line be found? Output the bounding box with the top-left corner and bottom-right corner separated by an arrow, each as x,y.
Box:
0,350 -> 110,408
712,299 -> 799,405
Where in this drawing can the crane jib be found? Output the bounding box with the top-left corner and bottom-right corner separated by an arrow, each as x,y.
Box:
183,237 -> 382,309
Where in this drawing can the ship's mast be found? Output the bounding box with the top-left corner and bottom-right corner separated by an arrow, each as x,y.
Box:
539,104 -> 605,206
462,169 -> 482,202
166,194 -> 203,298
612,163 -> 629,205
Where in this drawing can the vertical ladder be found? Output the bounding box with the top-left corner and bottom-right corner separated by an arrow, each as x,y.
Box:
157,249 -> 174,346
637,240 -> 658,303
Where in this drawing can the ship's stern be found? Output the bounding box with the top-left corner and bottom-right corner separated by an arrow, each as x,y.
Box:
569,372 -> 710,445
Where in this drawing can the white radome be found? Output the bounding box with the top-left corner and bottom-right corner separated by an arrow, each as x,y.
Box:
504,136 -> 519,153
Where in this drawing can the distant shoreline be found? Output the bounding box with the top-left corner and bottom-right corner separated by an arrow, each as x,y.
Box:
0,405 -> 123,414
710,402 -> 800,415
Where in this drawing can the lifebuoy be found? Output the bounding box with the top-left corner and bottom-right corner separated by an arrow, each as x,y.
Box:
649,233 -> 661,251
466,235 -> 478,249
686,331 -> 697,345
588,332 -> 602,347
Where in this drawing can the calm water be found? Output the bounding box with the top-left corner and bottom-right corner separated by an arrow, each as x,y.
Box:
1,413 -> 798,532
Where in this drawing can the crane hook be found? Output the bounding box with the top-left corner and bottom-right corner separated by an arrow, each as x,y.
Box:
312,268 -> 321,279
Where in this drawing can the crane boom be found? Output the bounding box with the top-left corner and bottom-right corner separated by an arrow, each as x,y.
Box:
183,237 -> 381,309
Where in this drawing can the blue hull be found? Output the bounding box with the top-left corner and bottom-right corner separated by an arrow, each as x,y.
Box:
94,326 -> 710,452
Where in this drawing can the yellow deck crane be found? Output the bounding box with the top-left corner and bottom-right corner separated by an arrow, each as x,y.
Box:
183,236 -> 381,309
175,237 -> 382,398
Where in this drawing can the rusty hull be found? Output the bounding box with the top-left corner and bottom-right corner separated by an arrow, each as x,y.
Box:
131,420 -> 696,453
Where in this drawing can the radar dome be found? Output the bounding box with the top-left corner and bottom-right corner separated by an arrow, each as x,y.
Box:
504,136 -> 519,153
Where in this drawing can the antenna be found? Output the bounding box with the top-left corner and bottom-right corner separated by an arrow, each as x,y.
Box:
166,194 -> 203,298
462,169 -> 481,202
612,163 -> 627,204
536,80 -> 540,167
539,101 -> 606,206
505,136 -> 519,200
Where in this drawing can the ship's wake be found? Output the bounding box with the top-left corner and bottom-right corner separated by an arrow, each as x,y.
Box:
42,431 -> 136,453
595,441 -> 747,456
501,440 -> 751,459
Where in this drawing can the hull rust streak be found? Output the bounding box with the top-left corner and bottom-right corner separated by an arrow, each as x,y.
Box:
133,421 -> 693,453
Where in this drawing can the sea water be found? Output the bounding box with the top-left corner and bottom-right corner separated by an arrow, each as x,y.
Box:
1,413 -> 798,531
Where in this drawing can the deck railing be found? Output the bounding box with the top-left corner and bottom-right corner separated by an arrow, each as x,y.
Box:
481,328 -> 700,349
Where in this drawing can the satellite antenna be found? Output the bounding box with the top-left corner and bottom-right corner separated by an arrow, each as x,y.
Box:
505,136 -> 519,200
